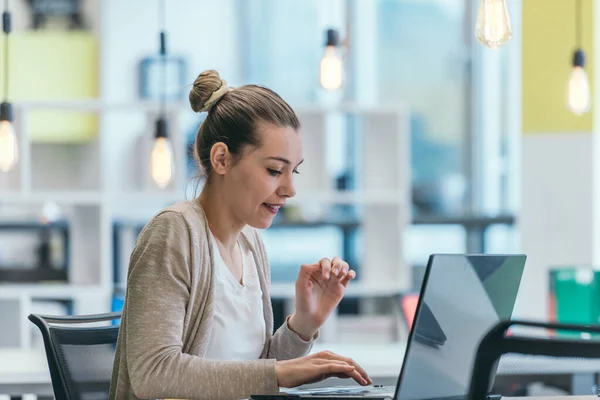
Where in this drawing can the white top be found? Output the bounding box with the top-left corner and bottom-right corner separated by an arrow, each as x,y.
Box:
204,234 -> 266,360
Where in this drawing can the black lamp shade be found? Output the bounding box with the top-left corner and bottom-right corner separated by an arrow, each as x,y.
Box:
325,28 -> 339,47
0,102 -> 12,122
154,117 -> 167,139
573,49 -> 586,68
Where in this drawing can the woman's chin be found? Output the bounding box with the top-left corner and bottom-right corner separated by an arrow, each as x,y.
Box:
254,219 -> 274,230
246,213 -> 275,230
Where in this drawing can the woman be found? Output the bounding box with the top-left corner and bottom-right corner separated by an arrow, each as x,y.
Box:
109,70 -> 371,400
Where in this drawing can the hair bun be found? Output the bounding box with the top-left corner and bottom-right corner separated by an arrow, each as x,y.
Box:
189,69 -> 231,113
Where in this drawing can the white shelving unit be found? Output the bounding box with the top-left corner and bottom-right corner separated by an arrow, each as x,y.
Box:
0,99 -> 411,348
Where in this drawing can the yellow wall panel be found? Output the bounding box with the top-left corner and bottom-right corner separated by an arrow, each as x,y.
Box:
522,0 -> 594,133
0,31 -> 99,142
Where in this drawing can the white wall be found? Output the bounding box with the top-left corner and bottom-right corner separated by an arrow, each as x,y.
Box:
100,0 -> 241,101
99,0 -> 241,194
518,132 -> 596,320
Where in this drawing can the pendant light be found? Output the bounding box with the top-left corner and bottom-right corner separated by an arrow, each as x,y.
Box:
567,0 -> 591,116
320,28 -> 343,91
150,0 -> 174,189
0,0 -> 17,173
475,0 -> 512,49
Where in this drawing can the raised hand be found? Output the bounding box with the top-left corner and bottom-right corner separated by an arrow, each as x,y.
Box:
288,256 -> 356,340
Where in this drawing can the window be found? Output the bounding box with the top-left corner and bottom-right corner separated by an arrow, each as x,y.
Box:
377,0 -> 470,217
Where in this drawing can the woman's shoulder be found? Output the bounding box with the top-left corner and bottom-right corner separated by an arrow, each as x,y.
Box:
139,200 -> 209,240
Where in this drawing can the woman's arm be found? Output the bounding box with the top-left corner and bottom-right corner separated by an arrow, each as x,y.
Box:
123,211 -> 279,400
266,314 -> 318,359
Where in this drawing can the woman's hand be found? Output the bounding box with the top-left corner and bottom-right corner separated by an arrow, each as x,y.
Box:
289,256 -> 356,340
275,351 -> 372,388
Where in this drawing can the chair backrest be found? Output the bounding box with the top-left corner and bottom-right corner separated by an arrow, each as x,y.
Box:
28,312 -> 122,400
468,319 -> 600,400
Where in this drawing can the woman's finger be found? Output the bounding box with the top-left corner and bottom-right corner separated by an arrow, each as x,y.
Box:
318,351 -> 371,385
320,362 -> 354,374
300,263 -> 320,275
331,256 -> 344,276
320,363 -> 368,386
338,356 -> 371,385
340,269 -> 356,286
319,258 -> 332,279
339,261 -> 349,277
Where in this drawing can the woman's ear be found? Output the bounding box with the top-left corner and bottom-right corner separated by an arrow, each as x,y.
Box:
209,142 -> 230,176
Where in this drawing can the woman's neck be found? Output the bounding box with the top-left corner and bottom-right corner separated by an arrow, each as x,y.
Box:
198,181 -> 244,252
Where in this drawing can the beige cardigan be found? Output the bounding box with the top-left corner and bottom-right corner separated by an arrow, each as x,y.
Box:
109,200 -> 316,400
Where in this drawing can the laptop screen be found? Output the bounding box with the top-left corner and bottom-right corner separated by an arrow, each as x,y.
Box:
395,254 -> 526,400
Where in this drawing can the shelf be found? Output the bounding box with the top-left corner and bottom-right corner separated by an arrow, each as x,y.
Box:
271,217 -> 360,230
0,268 -> 67,283
412,214 -> 516,226
290,190 -> 406,205
0,191 -> 104,205
0,220 -> 69,230
0,284 -> 110,300
110,190 -> 186,204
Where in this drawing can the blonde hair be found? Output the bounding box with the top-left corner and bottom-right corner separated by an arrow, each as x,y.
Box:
188,69 -> 300,180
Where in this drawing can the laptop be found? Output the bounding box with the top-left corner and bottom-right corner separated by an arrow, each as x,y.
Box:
251,254 -> 527,400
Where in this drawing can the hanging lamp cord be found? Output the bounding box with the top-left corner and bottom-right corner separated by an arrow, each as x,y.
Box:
3,0 -> 10,103
159,0 -> 167,119
576,0 -> 582,49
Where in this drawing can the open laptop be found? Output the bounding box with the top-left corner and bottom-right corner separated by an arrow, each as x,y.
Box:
252,254 -> 527,400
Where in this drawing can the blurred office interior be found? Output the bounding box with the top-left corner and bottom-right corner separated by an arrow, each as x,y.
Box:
1,1 -> 600,394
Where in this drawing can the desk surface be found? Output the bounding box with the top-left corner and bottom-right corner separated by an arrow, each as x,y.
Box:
0,348 -> 53,396
0,348 -> 49,384
2,343 -> 599,395
310,342 -> 600,377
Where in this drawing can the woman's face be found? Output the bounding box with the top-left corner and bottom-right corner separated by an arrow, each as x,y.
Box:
220,122 -> 303,229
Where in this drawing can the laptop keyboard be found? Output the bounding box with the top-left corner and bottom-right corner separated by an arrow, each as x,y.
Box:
286,385 -> 395,397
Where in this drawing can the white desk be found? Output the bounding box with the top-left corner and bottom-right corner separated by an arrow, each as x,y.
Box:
0,348 -> 53,397
311,342 -> 600,377
308,343 -> 599,394
2,344 -> 599,397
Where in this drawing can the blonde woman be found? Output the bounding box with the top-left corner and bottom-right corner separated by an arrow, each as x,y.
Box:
110,70 -> 371,400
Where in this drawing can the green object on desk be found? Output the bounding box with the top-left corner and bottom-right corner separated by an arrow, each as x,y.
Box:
549,266 -> 600,337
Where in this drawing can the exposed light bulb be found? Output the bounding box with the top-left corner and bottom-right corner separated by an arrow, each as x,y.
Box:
475,0 -> 512,49
321,46 -> 343,90
0,102 -> 17,172
151,137 -> 173,189
567,50 -> 591,116
150,118 -> 174,189
320,29 -> 343,90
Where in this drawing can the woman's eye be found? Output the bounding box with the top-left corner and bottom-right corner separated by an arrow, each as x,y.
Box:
293,170 -> 300,175
267,168 -> 282,176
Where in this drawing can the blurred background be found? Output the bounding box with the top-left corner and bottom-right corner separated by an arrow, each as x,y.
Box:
3,0 -> 600,396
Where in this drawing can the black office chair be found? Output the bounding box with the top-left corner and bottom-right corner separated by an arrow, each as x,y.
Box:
28,311 -> 122,400
468,319 -> 600,400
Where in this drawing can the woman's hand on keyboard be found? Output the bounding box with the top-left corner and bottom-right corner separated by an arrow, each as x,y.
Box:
275,350 -> 372,388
